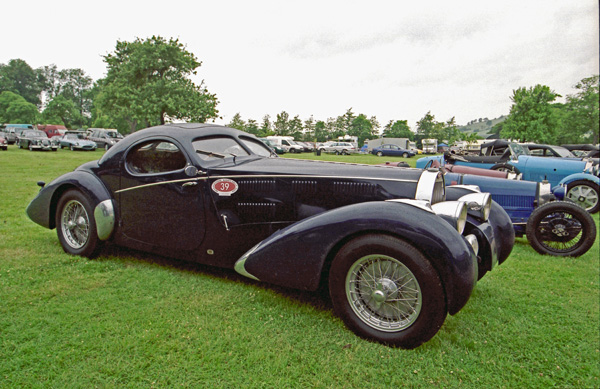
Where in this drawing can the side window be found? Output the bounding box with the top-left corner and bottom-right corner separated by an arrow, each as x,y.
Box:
126,140 -> 187,174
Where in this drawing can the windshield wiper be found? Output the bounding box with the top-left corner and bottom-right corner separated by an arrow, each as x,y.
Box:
196,149 -> 227,159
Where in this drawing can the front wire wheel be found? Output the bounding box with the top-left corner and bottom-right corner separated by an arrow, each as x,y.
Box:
329,234 -> 447,348
526,201 -> 596,257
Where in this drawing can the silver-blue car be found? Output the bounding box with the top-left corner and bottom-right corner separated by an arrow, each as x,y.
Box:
59,132 -> 97,151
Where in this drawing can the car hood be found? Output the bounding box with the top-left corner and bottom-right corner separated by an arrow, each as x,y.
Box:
207,157 -> 424,182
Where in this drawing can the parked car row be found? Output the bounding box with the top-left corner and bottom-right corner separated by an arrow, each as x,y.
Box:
0,126 -> 126,152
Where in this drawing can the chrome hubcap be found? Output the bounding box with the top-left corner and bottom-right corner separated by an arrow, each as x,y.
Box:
61,200 -> 89,249
567,185 -> 598,211
346,255 -> 422,332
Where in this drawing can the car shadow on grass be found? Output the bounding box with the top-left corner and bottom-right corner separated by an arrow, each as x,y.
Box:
94,243 -> 334,312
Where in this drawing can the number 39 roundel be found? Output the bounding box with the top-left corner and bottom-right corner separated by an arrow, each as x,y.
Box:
211,178 -> 239,196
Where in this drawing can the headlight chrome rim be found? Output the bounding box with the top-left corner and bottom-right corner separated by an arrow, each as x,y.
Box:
458,192 -> 492,221
431,201 -> 468,234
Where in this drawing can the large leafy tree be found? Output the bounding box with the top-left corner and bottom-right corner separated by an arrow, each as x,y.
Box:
42,95 -> 83,128
95,36 -> 219,133
500,85 -> 560,143
0,91 -> 39,123
348,114 -> 376,146
0,59 -> 43,105
560,75 -> 599,144
383,120 -> 414,140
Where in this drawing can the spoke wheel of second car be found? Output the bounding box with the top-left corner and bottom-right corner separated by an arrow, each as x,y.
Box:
490,163 -> 520,174
526,201 -> 596,257
329,234 -> 447,348
56,189 -> 102,257
566,180 -> 599,214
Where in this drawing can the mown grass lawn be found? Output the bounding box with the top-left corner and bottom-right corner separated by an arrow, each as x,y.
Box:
1,147 -> 598,387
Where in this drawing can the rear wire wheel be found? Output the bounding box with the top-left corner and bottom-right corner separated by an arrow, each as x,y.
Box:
329,234 -> 447,348
526,201 -> 596,257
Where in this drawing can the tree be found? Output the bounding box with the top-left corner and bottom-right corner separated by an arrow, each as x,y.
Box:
0,59 -> 43,105
561,75 -> 599,144
383,120 -> 414,140
228,112 -> 246,131
500,85 -> 560,143
41,95 -> 83,128
95,36 -> 219,133
416,111 -> 437,139
348,114 -> 375,146
0,91 -> 39,123
274,111 -> 290,135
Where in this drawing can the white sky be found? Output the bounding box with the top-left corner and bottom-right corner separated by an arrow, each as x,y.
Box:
1,0 -> 598,129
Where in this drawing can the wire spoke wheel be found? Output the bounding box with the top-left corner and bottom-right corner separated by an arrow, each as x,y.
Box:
61,200 -> 90,249
346,255 -> 422,331
526,201 -> 596,257
534,211 -> 583,253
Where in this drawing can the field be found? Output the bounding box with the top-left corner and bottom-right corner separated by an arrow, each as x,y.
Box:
1,147 -> 598,387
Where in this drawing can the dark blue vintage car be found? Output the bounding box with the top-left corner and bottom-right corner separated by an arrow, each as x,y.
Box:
416,141 -> 600,214
26,123 -> 515,348
443,173 -> 596,257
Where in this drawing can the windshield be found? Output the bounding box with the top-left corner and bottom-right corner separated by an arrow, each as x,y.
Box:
509,143 -> 529,158
106,132 -> 123,139
25,130 -> 47,137
192,135 -> 273,162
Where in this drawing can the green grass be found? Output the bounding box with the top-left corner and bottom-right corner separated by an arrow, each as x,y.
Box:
1,147 -> 598,387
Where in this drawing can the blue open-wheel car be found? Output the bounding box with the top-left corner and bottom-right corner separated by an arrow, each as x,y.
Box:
416,141 -> 600,214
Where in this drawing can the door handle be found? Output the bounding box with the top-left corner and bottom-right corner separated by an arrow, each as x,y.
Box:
182,181 -> 198,187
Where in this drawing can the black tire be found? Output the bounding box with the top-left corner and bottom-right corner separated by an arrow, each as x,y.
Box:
70,145 -> 74,151
56,189 -> 102,258
329,234 -> 447,348
526,201 -> 596,257
335,150 -> 340,155
376,151 -> 383,157
104,143 -> 109,151
490,163 -> 520,174
402,152 -> 408,158
565,180 -> 599,214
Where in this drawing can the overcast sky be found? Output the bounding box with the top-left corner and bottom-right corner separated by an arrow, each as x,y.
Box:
1,0 -> 598,129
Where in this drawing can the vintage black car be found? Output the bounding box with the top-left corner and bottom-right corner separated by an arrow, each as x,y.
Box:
26,123 -> 514,348
18,129 -> 58,151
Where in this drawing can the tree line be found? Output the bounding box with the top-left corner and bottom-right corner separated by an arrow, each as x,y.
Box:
1,35 -> 597,145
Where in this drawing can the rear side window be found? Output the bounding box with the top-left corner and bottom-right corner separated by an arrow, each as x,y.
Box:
126,140 -> 187,174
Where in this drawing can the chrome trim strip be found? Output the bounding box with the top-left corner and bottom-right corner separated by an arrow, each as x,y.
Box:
115,174 -> 416,194
235,243 -> 261,281
94,200 -> 115,241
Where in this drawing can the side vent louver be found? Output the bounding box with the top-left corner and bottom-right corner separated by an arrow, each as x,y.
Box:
333,181 -> 377,195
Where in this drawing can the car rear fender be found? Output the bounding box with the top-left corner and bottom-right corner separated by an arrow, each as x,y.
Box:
26,170 -> 115,240
235,200 -> 478,315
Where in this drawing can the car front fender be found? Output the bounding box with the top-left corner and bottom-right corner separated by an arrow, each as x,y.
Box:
235,200 -> 479,315
26,170 -> 115,240
557,173 -> 600,188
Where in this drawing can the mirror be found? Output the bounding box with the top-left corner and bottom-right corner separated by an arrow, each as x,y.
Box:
184,165 -> 198,177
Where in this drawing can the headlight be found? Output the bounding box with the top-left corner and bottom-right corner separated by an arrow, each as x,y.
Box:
415,169 -> 445,204
431,201 -> 467,234
458,192 -> 492,221
537,181 -> 554,206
